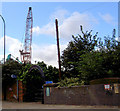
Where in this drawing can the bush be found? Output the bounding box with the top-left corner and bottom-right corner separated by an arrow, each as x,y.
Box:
57,77 -> 84,88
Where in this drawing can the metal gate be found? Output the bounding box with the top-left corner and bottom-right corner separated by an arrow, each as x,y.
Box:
23,79 -> 44,103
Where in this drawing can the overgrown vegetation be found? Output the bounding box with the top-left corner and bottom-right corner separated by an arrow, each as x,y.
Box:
2,26 -> 120,87
61,26 -> 120,85
2,60 -> 59,84
57,77 -> 84,88
2,59 -> 22,83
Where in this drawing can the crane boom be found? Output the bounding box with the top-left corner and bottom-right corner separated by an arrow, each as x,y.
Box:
20,7 -> 33,64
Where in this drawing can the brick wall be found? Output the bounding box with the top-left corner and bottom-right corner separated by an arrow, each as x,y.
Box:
3,80 -> 24,102
18,80 -> 23,102
44,84 -> 120,106
6,81 -> 18,102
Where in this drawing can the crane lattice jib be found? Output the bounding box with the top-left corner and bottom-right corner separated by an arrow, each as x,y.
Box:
20,7 -> 33,64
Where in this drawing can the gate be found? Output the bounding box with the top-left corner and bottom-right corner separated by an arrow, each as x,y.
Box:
23,83 -> 44,103
23,65 -> 45,103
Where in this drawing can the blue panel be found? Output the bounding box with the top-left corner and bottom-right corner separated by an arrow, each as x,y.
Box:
45,81 -> 53,84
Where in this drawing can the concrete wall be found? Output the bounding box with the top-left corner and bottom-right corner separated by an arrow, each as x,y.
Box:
44,84 -> 120,106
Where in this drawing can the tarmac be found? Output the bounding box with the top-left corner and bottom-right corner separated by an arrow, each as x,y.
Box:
1,101 -> 120,111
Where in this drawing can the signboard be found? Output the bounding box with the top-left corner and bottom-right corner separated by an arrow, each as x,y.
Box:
104,84 -> 110,90
46,87 -> 50,96
11,74 -> 17,78
114,84 -> 119,94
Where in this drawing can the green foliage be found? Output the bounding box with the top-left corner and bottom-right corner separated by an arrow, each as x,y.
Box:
18,64 -> 32,83
2,59 -> 22,82
37,61 -> 59,82
46,65 -> 59,82
18,62 -> 59,83
3,59 -> 59,85
57,77 -> 84,88
78,29 -> 120,84
61,26 -> 98,78
61,26 -> 120,85
79,51 -> 105,84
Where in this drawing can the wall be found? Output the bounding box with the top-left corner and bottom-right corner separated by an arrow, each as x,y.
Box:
18,80 -> 23,102
3,80 -> 23,102
6,80 -> 18,102
44,84 -> 120,106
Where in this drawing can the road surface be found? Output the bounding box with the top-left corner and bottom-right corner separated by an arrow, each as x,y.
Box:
2,101 -> 120,111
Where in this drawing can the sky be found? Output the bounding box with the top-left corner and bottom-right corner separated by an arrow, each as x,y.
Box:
0,1 -> 119,67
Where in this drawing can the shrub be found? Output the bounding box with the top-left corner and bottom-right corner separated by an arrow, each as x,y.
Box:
57,77 -> 84,88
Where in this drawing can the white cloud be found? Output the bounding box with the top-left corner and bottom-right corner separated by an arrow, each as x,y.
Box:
50,9 -> 69,23
33,23 -> 55,36
60,12 -> 98,39
33,10 -> 98,40
99,13 -> 114,24
115,37 -> 120,42
32,43 -> 67,67
0,36 -> 67,67
32,26 -> 41,35
0,9 -> 99,66
32,10 -> 99,66
0,36 -> 22,60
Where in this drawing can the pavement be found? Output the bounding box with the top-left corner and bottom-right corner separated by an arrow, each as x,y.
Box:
1,101 -> 120,111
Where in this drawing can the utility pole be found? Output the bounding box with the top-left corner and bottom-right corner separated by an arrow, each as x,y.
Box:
55,19 -> 61,80
0,15 -> 5,64
118,1 -> 120,46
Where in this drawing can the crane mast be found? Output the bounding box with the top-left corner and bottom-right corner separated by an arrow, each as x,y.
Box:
20,7 -> 33,64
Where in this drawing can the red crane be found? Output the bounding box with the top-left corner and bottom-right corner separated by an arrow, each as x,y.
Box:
19,7 -> 33,64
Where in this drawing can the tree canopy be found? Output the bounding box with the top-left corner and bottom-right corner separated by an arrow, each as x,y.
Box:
61,26 -> 98,78
2,60 -> 59,84
2,59 -> 22,83
61,26 -> 120,84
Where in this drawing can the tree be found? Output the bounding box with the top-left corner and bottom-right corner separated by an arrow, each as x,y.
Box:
78,29 -> 120,84
61,26 -> 98,78
2,59 -> 22,83
46,65 -> 59,82
61,26 -> 120,85
79,51 -> 106,84
37,61 -> 59,82
18,63 -> 32,83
